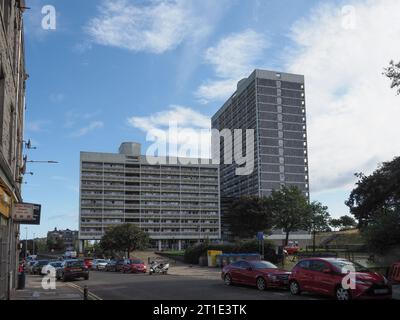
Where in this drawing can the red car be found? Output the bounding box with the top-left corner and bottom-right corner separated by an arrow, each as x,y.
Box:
289,258 -> 392,300
83,258 -> 93,270
222,260 -> 291,291
122,258 -> 147,274
284,245 -> 300,255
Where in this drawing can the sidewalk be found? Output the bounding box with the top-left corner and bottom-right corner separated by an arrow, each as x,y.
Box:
11,275 -> 84,300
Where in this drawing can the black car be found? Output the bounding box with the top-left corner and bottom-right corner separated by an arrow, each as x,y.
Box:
31,260 -> 49,275
105,259 -> 124,272
56,259 -> 89,282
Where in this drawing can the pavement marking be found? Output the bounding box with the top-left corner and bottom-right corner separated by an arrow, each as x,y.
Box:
66,283 -> 103,300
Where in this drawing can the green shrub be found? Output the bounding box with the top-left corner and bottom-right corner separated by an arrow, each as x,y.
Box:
184,240 -> 276,264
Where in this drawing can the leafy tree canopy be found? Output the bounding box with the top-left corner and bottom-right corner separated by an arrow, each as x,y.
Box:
100,223 -> 149,258
345,156 -> 400,227
226,196 -> 272,239
384,60 -> 400,95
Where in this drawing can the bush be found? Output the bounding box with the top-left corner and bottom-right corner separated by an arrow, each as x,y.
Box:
363,209 -> 400,254
184,240 -> 276,265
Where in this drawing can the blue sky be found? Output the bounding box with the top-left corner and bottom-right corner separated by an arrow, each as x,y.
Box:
22,0 -> 400,238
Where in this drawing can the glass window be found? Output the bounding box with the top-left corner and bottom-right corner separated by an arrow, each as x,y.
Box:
309,260 -> 329,272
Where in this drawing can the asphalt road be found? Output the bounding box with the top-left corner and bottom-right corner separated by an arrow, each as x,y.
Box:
73,271 -> 321,300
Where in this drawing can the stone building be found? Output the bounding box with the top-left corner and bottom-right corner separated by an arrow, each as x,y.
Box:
0,0 -> 27,300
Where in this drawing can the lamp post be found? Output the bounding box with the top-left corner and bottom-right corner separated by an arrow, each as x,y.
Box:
25,227 -> 28,259
33,233 -> 35,255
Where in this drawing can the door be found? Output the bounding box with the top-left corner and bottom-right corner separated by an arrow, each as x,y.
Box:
238,261 -> 255,285
296,260 -> 314,291
308,260 -> 334,295
229,262 -> 243,283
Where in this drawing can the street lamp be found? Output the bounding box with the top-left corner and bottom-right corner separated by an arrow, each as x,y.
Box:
25,227 -> 28,259
33,233 -> 35,255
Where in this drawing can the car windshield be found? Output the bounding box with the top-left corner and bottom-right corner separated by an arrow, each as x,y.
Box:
250,261 -> 278,269
51,262 -> 62,267
330,260 -> 370,273
37,261 -> 49,266
132,260 -> 143,264
97,260 -> 107,263
67,260 -> 84,267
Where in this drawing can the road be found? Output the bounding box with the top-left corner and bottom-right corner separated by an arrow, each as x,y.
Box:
72,270 -> 320,300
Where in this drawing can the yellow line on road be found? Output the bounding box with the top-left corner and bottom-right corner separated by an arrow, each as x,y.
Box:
66,283 -> 103,300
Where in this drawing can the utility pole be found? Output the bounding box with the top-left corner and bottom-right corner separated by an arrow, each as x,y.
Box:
33,233 -> 35,255
25,227 -> 28,259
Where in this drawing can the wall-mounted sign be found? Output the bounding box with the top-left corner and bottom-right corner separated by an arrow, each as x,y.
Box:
12,203 -> 41,225
0,187 -> 12,218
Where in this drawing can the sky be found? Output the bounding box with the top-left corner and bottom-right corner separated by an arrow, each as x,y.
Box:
22,0 -> 400,238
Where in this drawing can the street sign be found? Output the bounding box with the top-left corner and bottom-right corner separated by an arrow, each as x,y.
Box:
257,232 -> 264,241
12,203 -> 41,225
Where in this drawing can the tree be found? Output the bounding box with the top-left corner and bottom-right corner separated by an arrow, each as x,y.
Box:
269,186 -> 311,246
329,215 -> 357,231
226,196 -> 272,239
384,60 -> 400,95
363,208 -> 400,254
307,202 -> 331,252
345,157 -> 400,227
338,215 -> 357,230
46,236 -> 65,251
100,224 -> 149,258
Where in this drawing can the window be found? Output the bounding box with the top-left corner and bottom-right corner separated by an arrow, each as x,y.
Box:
297,260 -> 310,270
309,260 -> 329,273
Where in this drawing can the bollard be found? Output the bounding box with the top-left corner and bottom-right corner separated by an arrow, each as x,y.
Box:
83,285 -> 88,300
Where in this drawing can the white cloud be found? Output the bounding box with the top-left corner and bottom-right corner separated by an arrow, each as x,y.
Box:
70,121 -> 104,138
196,29 -> 269,102
128,105 -> 211,158
26,120 -> 51,132
86,0 -> 217,54
285,0 -> 400,192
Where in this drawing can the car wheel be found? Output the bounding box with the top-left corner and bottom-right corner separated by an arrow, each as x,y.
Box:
84,275 -> 89,280
290,281 -> 301,295
336,287 -> 351,301
224,274 -> 233,286
256,277 -> 267,291
62,274 -> 68,282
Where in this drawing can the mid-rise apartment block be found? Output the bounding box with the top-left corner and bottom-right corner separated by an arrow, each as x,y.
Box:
212,69 -> 310,239
79,143 -> 221,251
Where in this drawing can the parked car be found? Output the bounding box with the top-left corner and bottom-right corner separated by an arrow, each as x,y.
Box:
289,258 -> 392,300
105,259 -> 124,272
56,259 -> 89,282
26,260 -> 37,274
83,258 -> 93,270
41,261 -> 63,276
92,259 -> 108,271
222,260 -> 291,291
284,245 -> 300,255
31,260 -> 50,275
122,258 -> 147,274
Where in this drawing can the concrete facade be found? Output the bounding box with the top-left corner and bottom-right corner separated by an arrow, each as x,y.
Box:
0,0 -> 27,300
79,143 -> 221,251
212,70 -> 310,240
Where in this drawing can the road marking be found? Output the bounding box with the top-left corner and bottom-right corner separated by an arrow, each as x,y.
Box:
66,283 -> 103,300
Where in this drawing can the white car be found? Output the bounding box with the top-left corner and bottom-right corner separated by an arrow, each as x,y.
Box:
92,259 -> 108,271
